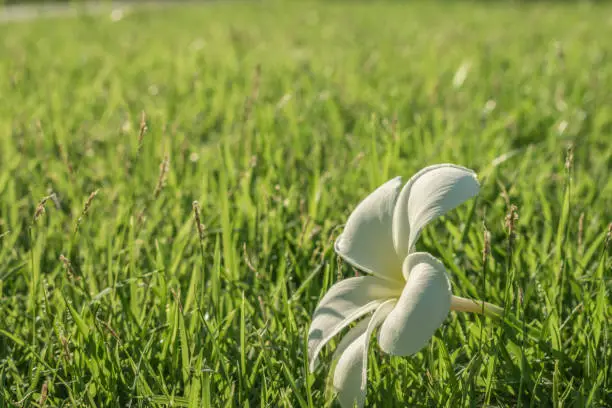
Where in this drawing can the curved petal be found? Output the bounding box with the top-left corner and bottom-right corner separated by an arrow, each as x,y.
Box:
361,299 -> 396,385
332,330 -> 367,408
378,252 -> 452,356
392,164 -> 479,260
335,177 -> 404,282
308,276 -> 400,371
333,300 -> 395,408
331,318 -> 370,364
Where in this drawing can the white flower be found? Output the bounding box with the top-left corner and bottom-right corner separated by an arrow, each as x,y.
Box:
308,164 -> 502,408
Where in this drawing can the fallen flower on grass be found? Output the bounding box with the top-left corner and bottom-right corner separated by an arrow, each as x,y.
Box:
308,164 -> 502,408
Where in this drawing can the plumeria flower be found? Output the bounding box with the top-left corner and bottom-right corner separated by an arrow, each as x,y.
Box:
308,164 -> 502,408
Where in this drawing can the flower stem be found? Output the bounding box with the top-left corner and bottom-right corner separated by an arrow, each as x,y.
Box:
450,295 -> 503,317
451,296 -> 546,345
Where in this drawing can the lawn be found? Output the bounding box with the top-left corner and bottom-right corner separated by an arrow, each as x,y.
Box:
0,1 -> 610,407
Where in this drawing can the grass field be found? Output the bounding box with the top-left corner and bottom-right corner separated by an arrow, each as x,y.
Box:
0,1 -> 611,407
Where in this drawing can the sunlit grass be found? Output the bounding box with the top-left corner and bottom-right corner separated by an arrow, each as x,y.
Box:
0,1 -> 610,406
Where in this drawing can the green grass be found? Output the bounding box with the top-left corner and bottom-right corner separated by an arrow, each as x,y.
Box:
0,1 -> 611,407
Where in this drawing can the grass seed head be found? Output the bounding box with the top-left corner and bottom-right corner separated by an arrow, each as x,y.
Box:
138,110 -> 147,153
59,335 -> 71,362
59,254 -> 79,280
38,382 -> 48,407
243,242 -> 259,278
33,194 -> 55,223
33,200 -> 47,222
153,155 -> 170,198
505,204 -> 519,249
565,143 -> 574,171
75,189 -> 99,232
483,228 -> 491,264
192,200 -> 205,240
100,319 -> 121,342
83,189 -> 99,214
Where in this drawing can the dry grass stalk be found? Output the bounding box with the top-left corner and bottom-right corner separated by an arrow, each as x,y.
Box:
192,201 -> 205,240
153,155 -> 170,199
138,110 -> 147,153
482,228 -> 491,264
243,242 -> 259,278
59,254 -> 79,281
505,204 -> 519,250
75,189 -> 99,232
565,143 -> 574,171
39,382 -> 48,407
33,194 -> 55,223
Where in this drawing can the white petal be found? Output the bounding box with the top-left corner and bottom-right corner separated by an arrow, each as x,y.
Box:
332,331 -> 367,408
361,299 -> 396,385
308,276 -> 399,371
333,300 -> 395,408
392,164 -> 479,260
335,177 -> 404,282
331,318 -> 370,364
378,253 -> 452,356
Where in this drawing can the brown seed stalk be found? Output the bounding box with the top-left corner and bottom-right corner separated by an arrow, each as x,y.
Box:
482,228 -> 491,264
33,194 -> 54,223
100,319 -> 121,342
138,110 -> 147,153
171,288 -> 183,314
59,254 -> 79,281
505,204 -> 519,250
565,143 -> 574,171
39,382 -> 48,407
153,155 -> 170,199
243,242 -> 259,278
192,201 -> 205,240
59,335 -> 72,362
75,189 -> 99,233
